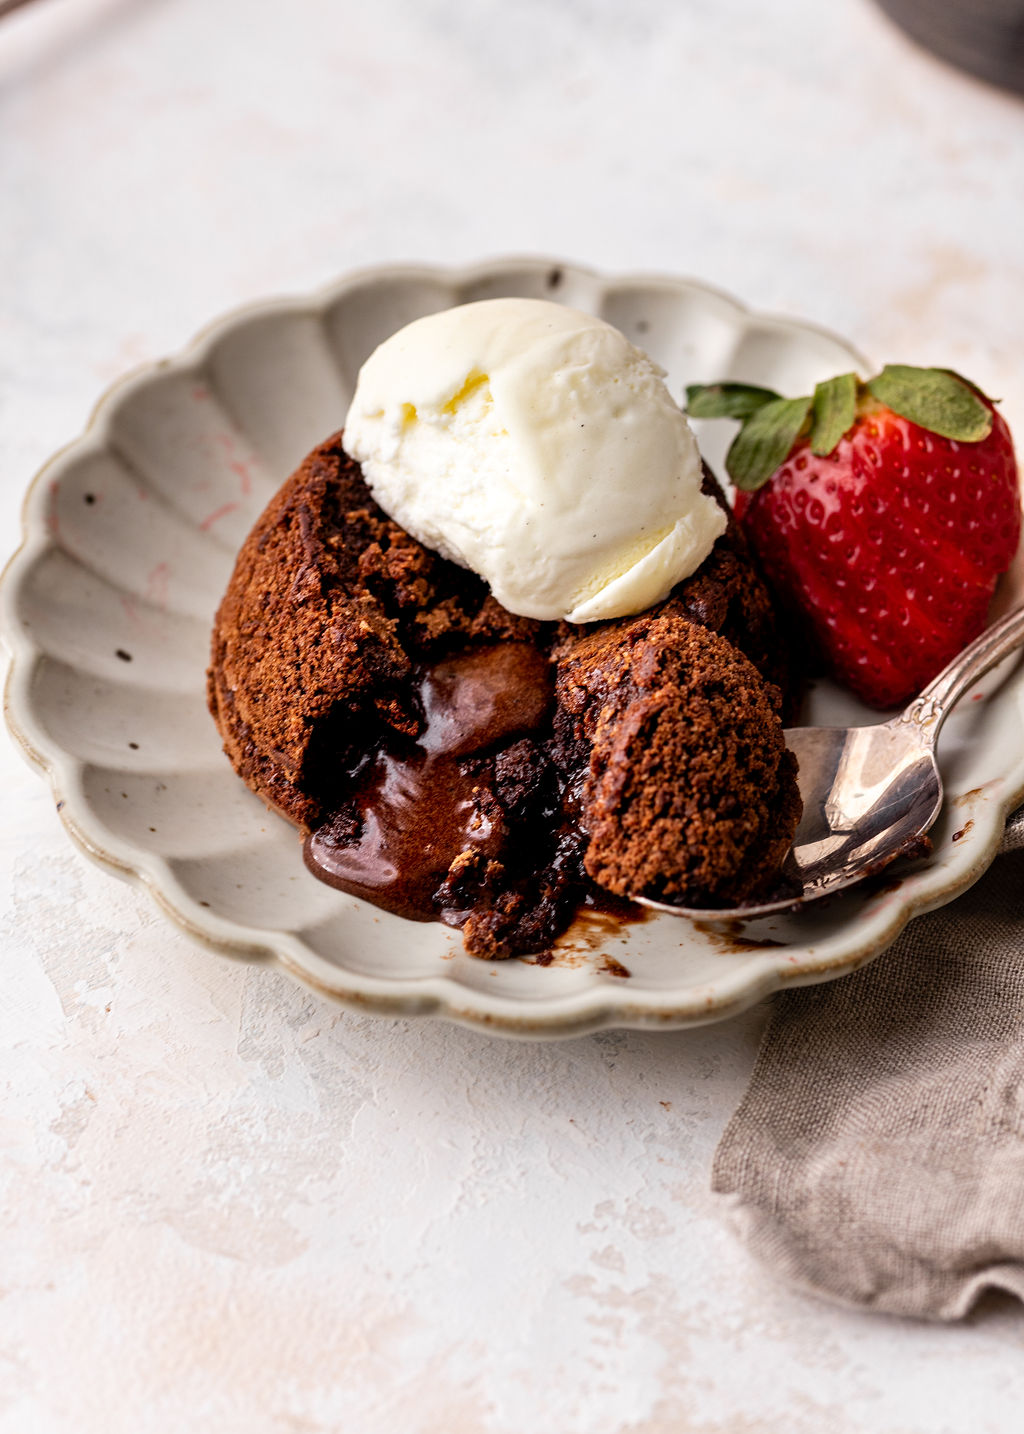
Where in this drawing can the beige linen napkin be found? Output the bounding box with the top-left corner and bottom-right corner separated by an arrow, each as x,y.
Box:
713,806 -> 1024,1320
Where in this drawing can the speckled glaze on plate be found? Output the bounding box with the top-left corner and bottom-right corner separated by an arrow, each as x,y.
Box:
3,259 -> 1023,1037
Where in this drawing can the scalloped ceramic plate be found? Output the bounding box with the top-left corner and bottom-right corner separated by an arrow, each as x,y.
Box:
3,259 -> 1024,1038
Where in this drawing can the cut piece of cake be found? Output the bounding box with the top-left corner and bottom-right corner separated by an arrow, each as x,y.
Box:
555,613 -> 800,908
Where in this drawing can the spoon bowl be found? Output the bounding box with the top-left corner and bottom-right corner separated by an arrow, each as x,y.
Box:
635,604 -> 1024,921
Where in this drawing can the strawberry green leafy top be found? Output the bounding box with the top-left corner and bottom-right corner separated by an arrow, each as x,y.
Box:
686,365 -> 995,491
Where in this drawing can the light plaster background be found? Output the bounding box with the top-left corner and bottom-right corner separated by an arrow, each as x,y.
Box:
3,1 -> 1024,1430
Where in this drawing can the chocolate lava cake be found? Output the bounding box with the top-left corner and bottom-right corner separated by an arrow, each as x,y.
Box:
207,432 -> 801,957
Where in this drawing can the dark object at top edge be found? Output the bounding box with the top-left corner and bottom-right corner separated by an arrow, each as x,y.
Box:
873,0 -> 1024,96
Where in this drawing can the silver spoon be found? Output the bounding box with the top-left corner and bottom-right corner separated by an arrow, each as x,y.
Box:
635,603 -> 1024,922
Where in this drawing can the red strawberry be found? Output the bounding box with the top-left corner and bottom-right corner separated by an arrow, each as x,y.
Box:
687,367 -> 1021,709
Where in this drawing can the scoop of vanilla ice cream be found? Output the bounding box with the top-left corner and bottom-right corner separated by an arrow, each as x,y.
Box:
341,298 -> 726,624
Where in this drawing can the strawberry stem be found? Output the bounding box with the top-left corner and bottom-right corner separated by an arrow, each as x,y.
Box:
810,373 -> 857,456
685,383 -> 781,420
866,365 -> 992,442
726,396 -> 812,491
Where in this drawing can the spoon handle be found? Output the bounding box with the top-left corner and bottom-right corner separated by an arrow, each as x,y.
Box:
898,603 -> 1024,740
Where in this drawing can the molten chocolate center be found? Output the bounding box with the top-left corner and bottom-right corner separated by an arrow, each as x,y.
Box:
304,644 -> 553,920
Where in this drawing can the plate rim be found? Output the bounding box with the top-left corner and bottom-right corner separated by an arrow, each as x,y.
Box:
3,255 -> 1023,1039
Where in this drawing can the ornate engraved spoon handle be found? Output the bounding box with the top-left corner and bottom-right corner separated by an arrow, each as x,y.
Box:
897,605 -> 1024,741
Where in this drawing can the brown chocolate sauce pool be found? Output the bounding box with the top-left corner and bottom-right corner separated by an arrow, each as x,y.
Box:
304,644 -> 553,920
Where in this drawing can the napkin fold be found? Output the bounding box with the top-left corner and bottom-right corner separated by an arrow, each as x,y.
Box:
713,806 -> 1024,1321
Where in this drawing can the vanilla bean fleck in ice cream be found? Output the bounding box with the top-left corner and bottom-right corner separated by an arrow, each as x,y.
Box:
341,298 -> 726,624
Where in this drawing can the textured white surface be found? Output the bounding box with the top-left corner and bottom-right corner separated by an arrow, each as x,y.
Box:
4,0 -> 1024,1429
